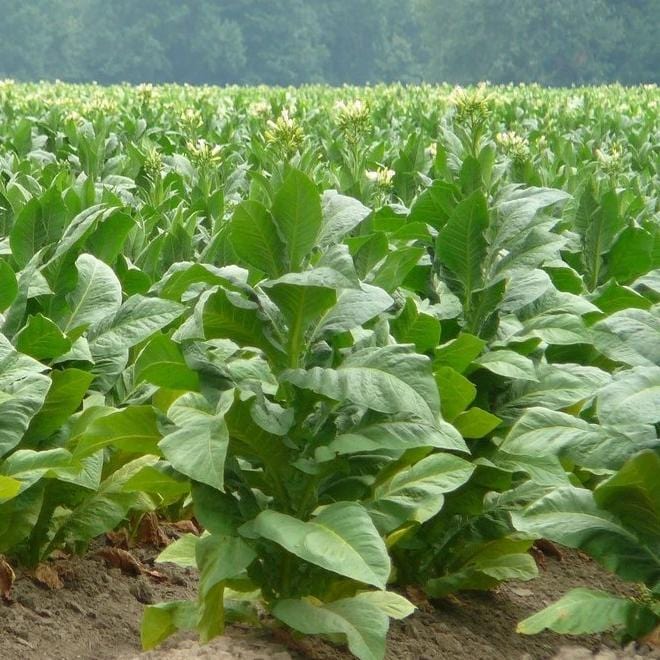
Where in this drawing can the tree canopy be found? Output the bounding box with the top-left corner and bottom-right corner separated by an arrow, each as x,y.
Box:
0,0 -> 656,86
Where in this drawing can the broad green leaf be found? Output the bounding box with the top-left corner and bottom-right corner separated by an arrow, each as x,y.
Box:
352,591 -> 415,620
512,487 -> 660,584
202,287 -> 280,360
15,314 -> 71,360
501,269 -> 554,313
370,246 -> 425,291
591,281 -> 652,315
26,368 -> 94,442
87,211 -> 135,265
369,453 -> 475,533
493,452 -> 570,488
407,180 -> 458,230
0,476 -> 21,501
495,228 -> 565,276
595,451 -> 660,544
493,186 -> 568,252
0,484 -> 44,553
63,254 -> 122,332
582,190 -> 624,289
453,407 -> 502,438
156,533 -> 201,568
264,266 -> 358,291
159,393 -> 229,492
273,594 -> 392,660
141,601 -> 198,650
284,345 -> 438,422
318,191 -> 371,248
518,588 -> 655,637
264,281 -> 336,361
592,308 -> 660,367
73,405 -> 162,458
313,284 -> 393,336
500,408 -> 659,471
9,196 -> 65,267
135,334 -> 200,391
50,205 -> 118,263
196,534 -> 256,595
0,335 -> 50,457
608,226 -> 655,285
435,366 -> 476,421
434,334 -> 485,373
156,262 -> 247,302
252,502 -> 390,589
352,233 -> 389,279
89,295 -> 184,354
0,448 -> 73,496
229,200 -> 284,277
122,463 -> 190,502
426,544 -> 537,597
436,191 -> 488,302
326,417 -> 467,456
597,366 -> 660,425
390,298 -> 441,354
0,261 -> 17,311
499,363 -> 611,419
272,169 -> 322,271
473,349 -> 537,381
52,455 -> 159,548
518,313 -> 590,346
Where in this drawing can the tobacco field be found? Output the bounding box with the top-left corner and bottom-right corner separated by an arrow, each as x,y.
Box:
0,81 -> 658,659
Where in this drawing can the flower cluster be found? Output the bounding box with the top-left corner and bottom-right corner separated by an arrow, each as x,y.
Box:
180,107 -> 203,131
264,109 -> 304,156
335,99 -> 371,142
143,146 -> 163,179
366,166 -> 395,188
187,139 -> 222,168
449,85 -> 491,129
496,131 -> 530,164
595,142 -> 624,177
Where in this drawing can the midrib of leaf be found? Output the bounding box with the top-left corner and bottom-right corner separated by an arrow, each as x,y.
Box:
287,287 -> 309,369
202,420 -> 225,490
253,214 -> 281,278
588,213 -> 605,291
285,187 -> 305,271
307,519 -> 381,585
65,260 -> 100,332
82,432 -> 158,455
523,509 -> 644,545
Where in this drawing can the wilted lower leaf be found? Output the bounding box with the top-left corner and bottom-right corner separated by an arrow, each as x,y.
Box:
0,556 -> 15,600
96,547 -> 143,575
33,563 -> 64,590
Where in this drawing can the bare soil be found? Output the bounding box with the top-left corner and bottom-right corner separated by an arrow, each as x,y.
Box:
1,543 -> 658,660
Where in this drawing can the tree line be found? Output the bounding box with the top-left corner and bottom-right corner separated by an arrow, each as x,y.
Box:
0,0 -> 656,86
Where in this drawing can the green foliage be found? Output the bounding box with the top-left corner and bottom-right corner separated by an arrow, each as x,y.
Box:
0,81 -> 658,659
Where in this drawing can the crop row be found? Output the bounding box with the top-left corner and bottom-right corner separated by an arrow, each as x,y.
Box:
0,82 -> 658,658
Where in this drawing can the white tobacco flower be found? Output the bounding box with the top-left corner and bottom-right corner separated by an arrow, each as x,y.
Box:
366,166 -> 395,187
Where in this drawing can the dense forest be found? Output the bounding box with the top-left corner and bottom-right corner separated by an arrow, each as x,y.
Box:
0,0 -> 657,86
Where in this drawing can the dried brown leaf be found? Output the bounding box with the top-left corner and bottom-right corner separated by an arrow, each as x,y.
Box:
137,512 -> 169,548
167,519 -> 200,537
643,625 -> 660,648
404,585 -> 432,610
96,547 -> 142,576
0,556 -> 15,601
106,528 -> 130,549
534,539 -> 563,561
33,563 -> 64,590
142,568 -> 168,582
